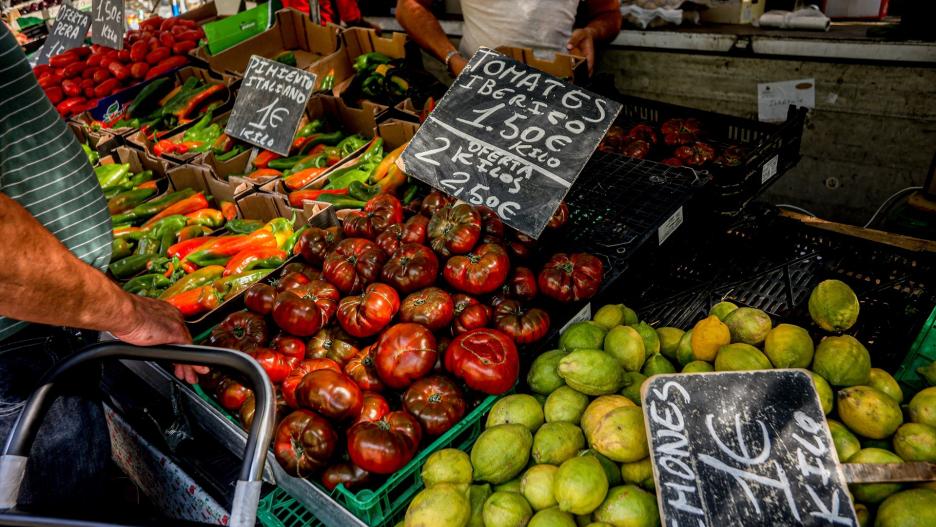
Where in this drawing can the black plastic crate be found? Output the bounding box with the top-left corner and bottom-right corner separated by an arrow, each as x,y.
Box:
616,207 -> 936,373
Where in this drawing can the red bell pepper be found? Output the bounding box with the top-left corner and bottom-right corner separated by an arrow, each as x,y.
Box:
167,236 -> 217,259
143,193 -> 209,228
223,247 -> 288,276
164,285 -> 222,317
283,167 -> 328,191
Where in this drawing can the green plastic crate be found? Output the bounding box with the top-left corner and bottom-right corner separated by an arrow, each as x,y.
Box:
203,2 -> 273,55
894,305 -> 936,396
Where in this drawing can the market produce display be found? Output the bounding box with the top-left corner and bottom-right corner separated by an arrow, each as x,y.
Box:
599,118 -> 743,169
197,192 -> 604,494
400,278 -> 936,527
151,108 -> 246,160
341,51 -> 444,119
33,15 -> 203,118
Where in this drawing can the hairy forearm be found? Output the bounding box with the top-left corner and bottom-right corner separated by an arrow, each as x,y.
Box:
395,0 -> 458,61
584,2 -> 623,42
0,193 -> 136,334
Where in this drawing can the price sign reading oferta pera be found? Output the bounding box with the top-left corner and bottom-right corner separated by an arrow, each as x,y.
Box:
37,4 -> 91,65
398,48 -> 621,239
91,0 -> 125,49
226,55 -> 316,157
642,370 -> 858,527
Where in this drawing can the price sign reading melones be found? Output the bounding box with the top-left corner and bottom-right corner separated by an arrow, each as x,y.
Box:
398,48 -> 621,238
91,0 -> 125,50
37,4 -> 91,65
642,370 -> 858,527
225,55 -> 317,157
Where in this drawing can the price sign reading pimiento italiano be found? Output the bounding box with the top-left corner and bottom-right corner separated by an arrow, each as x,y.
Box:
226,55 -> 316,157
91,0 -> 125,49
642,370 -> 858,527
37,4 -> 91,65
398,48 -> 621,238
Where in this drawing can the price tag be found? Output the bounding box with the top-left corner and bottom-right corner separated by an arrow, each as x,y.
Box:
762,155 -> 779,184
657,206 -> 684,246
398,48 -> 621,239
642,370 -> 858,527
91,0 -> 125,50
225,55 -> 317,157
560,303 -> 592,333
36,4 -> 91,65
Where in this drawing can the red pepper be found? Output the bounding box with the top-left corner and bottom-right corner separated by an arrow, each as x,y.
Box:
44,86 -> 63,104
61,62 -> 86,79
62,79 -> 81,97
93,68 -> 111,83
56,97 -> 86,117
37,74 -> 63,89
130,62 -> 150,79
142,193 -> 210,228
176,141 -> 205,154
107,61 -> 130,81
175,84 -> 225,121
172,41 -> 197,55
184,231 -> 278,267
145,56 -> 189,80
32,64 -> 51,78
175,29 -> 203,42
220,201 -> 238,221
94,78 -> 121,98
153,139 -> 176,157
49,51 -> 78,68
252,150 -> 281,169
283,167 -> 328,191
135,180 -> 158,191
167,236 -> 218,259
177,225 -> 213,241
130,41 -> 148,62
244,168 -> 281,181
164,285 -> 222,317
223,247 -> 288,276
185,208 -> 224,228
288,188 -> 348,208
146,47 -> 171,66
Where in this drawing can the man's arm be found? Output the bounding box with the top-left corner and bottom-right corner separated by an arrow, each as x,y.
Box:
0,194 -> 203,382
396,0 -> 467,75
569,0 -> 623,75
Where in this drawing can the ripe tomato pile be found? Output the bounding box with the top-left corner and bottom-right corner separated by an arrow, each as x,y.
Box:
33,16 -> 202,118
201,191 -> 605,488
600,118 -> 745,169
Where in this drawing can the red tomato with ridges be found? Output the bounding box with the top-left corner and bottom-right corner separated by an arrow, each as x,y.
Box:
493,299 -> 551,344
428,203 -> 482,256
547,201 -> 569,229
502,266 -> 538,302
537,252 -> 604,302
323,238 -> 387,294
250,347 -> 296,383
345,345 -> 384,392
209,311 -> 269,352
374,323 -> 437,389
291,279 -> 341,325
342,194 -> 404,239
399,287 -> 454,332
403,376 -> 466,436
380,243 -> 439,294
296,369 -> 363,421
272,291 -> 323,337
276,271 -> 312,293
322,463 -> 370,492
244,283 -> 277,315
274,410 -> 338,477
451,294 -> 491,335
375,215 -> 429,255
306,327 -> 359,366
443,243 -> 510,295
478,206 -> 505,239
347,411 -> 422,475
420,191 -> 454,218
336,283 -> 400,338
217,377 -> 252,411
355,391 -> 390,424
444,328 -> 519,395
298,226 -> 342,266
281,358 -> 342,409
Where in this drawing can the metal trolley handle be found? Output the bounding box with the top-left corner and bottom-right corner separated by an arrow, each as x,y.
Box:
0,342 -> 275,527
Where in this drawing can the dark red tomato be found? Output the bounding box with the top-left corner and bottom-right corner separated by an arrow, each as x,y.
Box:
547,201 -> 569,229
297,369 -> 363,421
445,328 -> 519,395
538,252 -> 604,302
661,117 -> 701,146
501,266 -> 538,302
299,226 -> 342,266
627,123 -> 658,145
271,335 -> 306,361
402,376 -> 466,436
620,138 -> 651,159
306,327 -> 359,366
355,391 -> 390,424
451,294 -> 492,335
374,323 -> 437,389
343,194 -> 404,239
345,345 -> 384,392
443,243 -> 511,295
276,271 -> 312,293
477,206 -> 505,239
375,215 -> 429,255
240,389 -> 290,430
322,463 -> 370,492
282,262 -> 322,281
493,300 -> 551,345
281,358 -> 342,409
399,287 -> 454,332
292,279 -> 341,325
505,237 -> 533,260
244,283 -> 277,315
274,410 -> 338,477
209,311 -> 269,352
420,190 -> 454,218
428,203 -> 482,256
217,377 -> 252,411
323,238 -> 387,294
347,411 -> 422,475
250,347 -> 296,383
272,291 -> 323,337
336,283 -> 400,338
380,243 -> 439,294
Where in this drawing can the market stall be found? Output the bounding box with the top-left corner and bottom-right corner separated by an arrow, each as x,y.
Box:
4,3 -> 936,527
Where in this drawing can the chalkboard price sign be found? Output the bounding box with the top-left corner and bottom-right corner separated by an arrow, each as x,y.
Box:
642,370 -> 858,527
91,0 -> 125,50
398,48 -> 621,238
225,55 -> 317,157
36,4 -> 91,66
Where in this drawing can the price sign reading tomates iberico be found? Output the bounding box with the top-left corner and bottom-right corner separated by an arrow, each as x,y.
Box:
37,4 -> 91,66
225,55 -> 317,157
642,370 -> 858,527
91,0 -> 125,50
398,48 -> 621,238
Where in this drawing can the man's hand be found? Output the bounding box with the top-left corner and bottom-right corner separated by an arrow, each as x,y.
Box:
113,295 -> 207,384
568,27 -> 597,76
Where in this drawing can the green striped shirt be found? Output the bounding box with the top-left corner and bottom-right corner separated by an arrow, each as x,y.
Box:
0,24 -> 113,340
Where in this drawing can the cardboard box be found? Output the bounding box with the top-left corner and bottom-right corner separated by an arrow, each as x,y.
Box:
701,0 -> 767,25
167,163 -> 253,205
193,9 -> 342,78
103,146 -> 177,180
237,191 -> 337,227
327,27 -> 407,112
69,120 -> 120,156
495,46 -> 588,84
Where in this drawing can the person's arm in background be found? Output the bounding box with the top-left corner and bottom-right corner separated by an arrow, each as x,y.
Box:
0,194 -> 204,383
568,0 -> 623,75
396,0 -> 467,76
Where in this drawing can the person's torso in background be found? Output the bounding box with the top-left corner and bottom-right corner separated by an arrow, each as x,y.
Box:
459,0 -> 579,58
